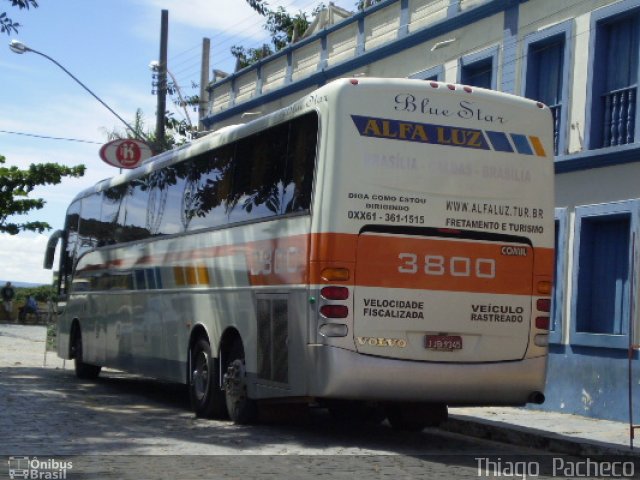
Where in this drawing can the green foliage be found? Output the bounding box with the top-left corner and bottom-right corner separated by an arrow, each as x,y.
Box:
103,108 -> 191,153
1,0 -> 38,36
0,155 -> 85,234
231,0 -> 387,69
245,0 -> 269,16
231,1 -> 319,69
46,322 -> 57,350
356,0 -> 384,11
231,44 -> 274,71
15,284 -> 55,303
264,7 -> 311,51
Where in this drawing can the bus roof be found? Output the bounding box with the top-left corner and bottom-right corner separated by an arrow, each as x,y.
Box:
70,77 -> 547,204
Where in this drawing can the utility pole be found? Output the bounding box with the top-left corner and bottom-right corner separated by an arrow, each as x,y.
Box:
198,37 -> 211,133
155,9 -> 169,149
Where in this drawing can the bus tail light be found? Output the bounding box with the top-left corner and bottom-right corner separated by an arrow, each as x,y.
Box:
537,281 -> 552,295
321,286 -> 349,300
321,267 -> 350,282
536,298 -> 551,312
319,323 -> 348,337
535,316 -> 550,330
320,305 -> 349,318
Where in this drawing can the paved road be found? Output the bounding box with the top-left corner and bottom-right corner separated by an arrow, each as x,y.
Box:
0,324 -> 560,479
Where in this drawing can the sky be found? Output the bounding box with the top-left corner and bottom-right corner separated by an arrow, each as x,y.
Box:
0,0 -> 355,285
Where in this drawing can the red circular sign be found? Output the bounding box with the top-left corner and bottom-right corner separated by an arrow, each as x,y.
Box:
116,140 -> 142,167
99,139 -> 153,169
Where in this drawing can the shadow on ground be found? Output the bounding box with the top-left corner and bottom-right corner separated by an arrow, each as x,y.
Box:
0,365 -> 543,460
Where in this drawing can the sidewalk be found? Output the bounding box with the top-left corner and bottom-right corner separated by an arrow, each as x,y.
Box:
444,406 -> 637,457
1,322 -> 636,457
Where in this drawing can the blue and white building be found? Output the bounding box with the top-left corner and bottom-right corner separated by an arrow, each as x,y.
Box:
202,0 -> 640,422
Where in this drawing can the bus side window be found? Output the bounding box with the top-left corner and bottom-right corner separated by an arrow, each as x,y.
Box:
119,177 -> 151,242
78,193 -> 102,257
102,184 -> 127,244
185,145 -> 234,231
147,169 -> 170,236
228,122 -> 289,223
156,165 -> 187,235
283,112 -> 318,214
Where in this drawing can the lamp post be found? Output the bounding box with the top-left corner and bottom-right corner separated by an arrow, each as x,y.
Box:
9,39 -> 149,144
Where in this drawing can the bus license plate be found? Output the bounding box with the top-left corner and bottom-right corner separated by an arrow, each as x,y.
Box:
425,335 -> 462,351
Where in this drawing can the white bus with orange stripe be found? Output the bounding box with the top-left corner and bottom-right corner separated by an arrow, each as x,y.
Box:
45,77 -> 554,430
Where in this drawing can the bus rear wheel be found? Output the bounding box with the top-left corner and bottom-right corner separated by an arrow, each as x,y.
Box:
72,328 -> 101,380
385,402 -> 448,431
189,338 -> 226,418
223,339 -> 257,424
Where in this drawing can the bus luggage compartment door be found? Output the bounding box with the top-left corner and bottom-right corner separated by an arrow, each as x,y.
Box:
352,229 -> 534,362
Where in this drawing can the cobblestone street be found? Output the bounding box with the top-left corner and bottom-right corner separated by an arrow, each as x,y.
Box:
0,324 -> 553,479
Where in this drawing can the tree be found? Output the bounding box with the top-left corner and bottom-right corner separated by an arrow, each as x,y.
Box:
0,0 -> 87,236
0,155 -> 85,234
103,108 -> 192,152
232,0 -> 387,69
1,0 -> 38,36
356,0 -> 384,11
231,0 -> 319,69
16,284 -> 55,303
231,44 -> 274,71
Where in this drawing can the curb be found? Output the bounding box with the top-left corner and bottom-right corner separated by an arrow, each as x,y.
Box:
441,415 -> 638,457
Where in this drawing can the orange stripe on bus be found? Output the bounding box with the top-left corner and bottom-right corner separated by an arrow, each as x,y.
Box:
75,232 -> 553,292
529,136 -> 546,157
353,235 -> 533,295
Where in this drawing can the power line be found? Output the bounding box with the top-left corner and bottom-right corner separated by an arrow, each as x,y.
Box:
170,0 -> 595,118
207,0 -> 595,89
168,0 -> 327,77
0,130 -> 103,145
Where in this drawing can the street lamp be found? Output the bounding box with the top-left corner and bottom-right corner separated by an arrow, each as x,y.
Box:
9,40 -> 149,143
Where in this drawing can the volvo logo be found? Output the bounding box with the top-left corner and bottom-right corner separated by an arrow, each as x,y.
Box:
357,336 -> 407,348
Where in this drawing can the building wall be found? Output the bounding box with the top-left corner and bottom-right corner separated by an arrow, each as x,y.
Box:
551,161 -> 640,421
203,0 -> 640,422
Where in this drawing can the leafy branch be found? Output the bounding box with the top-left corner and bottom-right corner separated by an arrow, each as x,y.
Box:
0,0 -> 38,36
0,155 -> 85,234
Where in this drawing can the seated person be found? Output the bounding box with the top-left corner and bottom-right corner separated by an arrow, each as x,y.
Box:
18,295 -> 39,322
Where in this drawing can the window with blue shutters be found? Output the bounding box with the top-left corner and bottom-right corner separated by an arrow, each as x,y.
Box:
587,6 -> 640,149
525,36 -> 565,155
576,215 -> 630,334
459,47 -> 498,90
460,58 -> 492,89
571,202 -> 636,349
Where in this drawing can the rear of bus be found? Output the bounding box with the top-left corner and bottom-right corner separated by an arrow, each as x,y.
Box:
308,78 -> 554,407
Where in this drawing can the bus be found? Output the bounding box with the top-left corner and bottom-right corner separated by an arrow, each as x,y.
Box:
45,77 -> 554,430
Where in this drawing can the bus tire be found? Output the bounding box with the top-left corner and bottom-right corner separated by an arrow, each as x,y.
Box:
72,328 -> 101,380
223,339 -> 257,424
385,403 -> 448,432
189,338 -> 227,419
